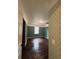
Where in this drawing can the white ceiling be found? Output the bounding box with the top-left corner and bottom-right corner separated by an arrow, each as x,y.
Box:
22,0 -> 59,26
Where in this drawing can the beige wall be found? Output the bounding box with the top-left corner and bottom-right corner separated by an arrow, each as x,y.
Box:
18,0 -> 23,46
18,0 -> 23,59
49,4 -> 61,59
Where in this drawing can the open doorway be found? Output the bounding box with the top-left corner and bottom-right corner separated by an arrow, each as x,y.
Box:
22,19 -> 48,59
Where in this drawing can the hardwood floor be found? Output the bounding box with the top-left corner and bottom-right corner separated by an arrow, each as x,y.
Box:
22,37 -> 48,59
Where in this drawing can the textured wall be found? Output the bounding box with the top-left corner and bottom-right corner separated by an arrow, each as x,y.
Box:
18,0 -> 23,46
18,0 -> 23,59
49,4 -> 61,59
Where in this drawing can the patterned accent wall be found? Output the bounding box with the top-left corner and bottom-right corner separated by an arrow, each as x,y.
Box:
49,4 -> 61,59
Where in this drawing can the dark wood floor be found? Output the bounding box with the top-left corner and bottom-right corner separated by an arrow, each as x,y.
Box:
22,37 -> 48,59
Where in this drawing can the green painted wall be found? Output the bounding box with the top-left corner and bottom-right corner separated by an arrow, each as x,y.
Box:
27,26 -> 34,37
39,27 -> 48,38
26,26 -> 48,38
